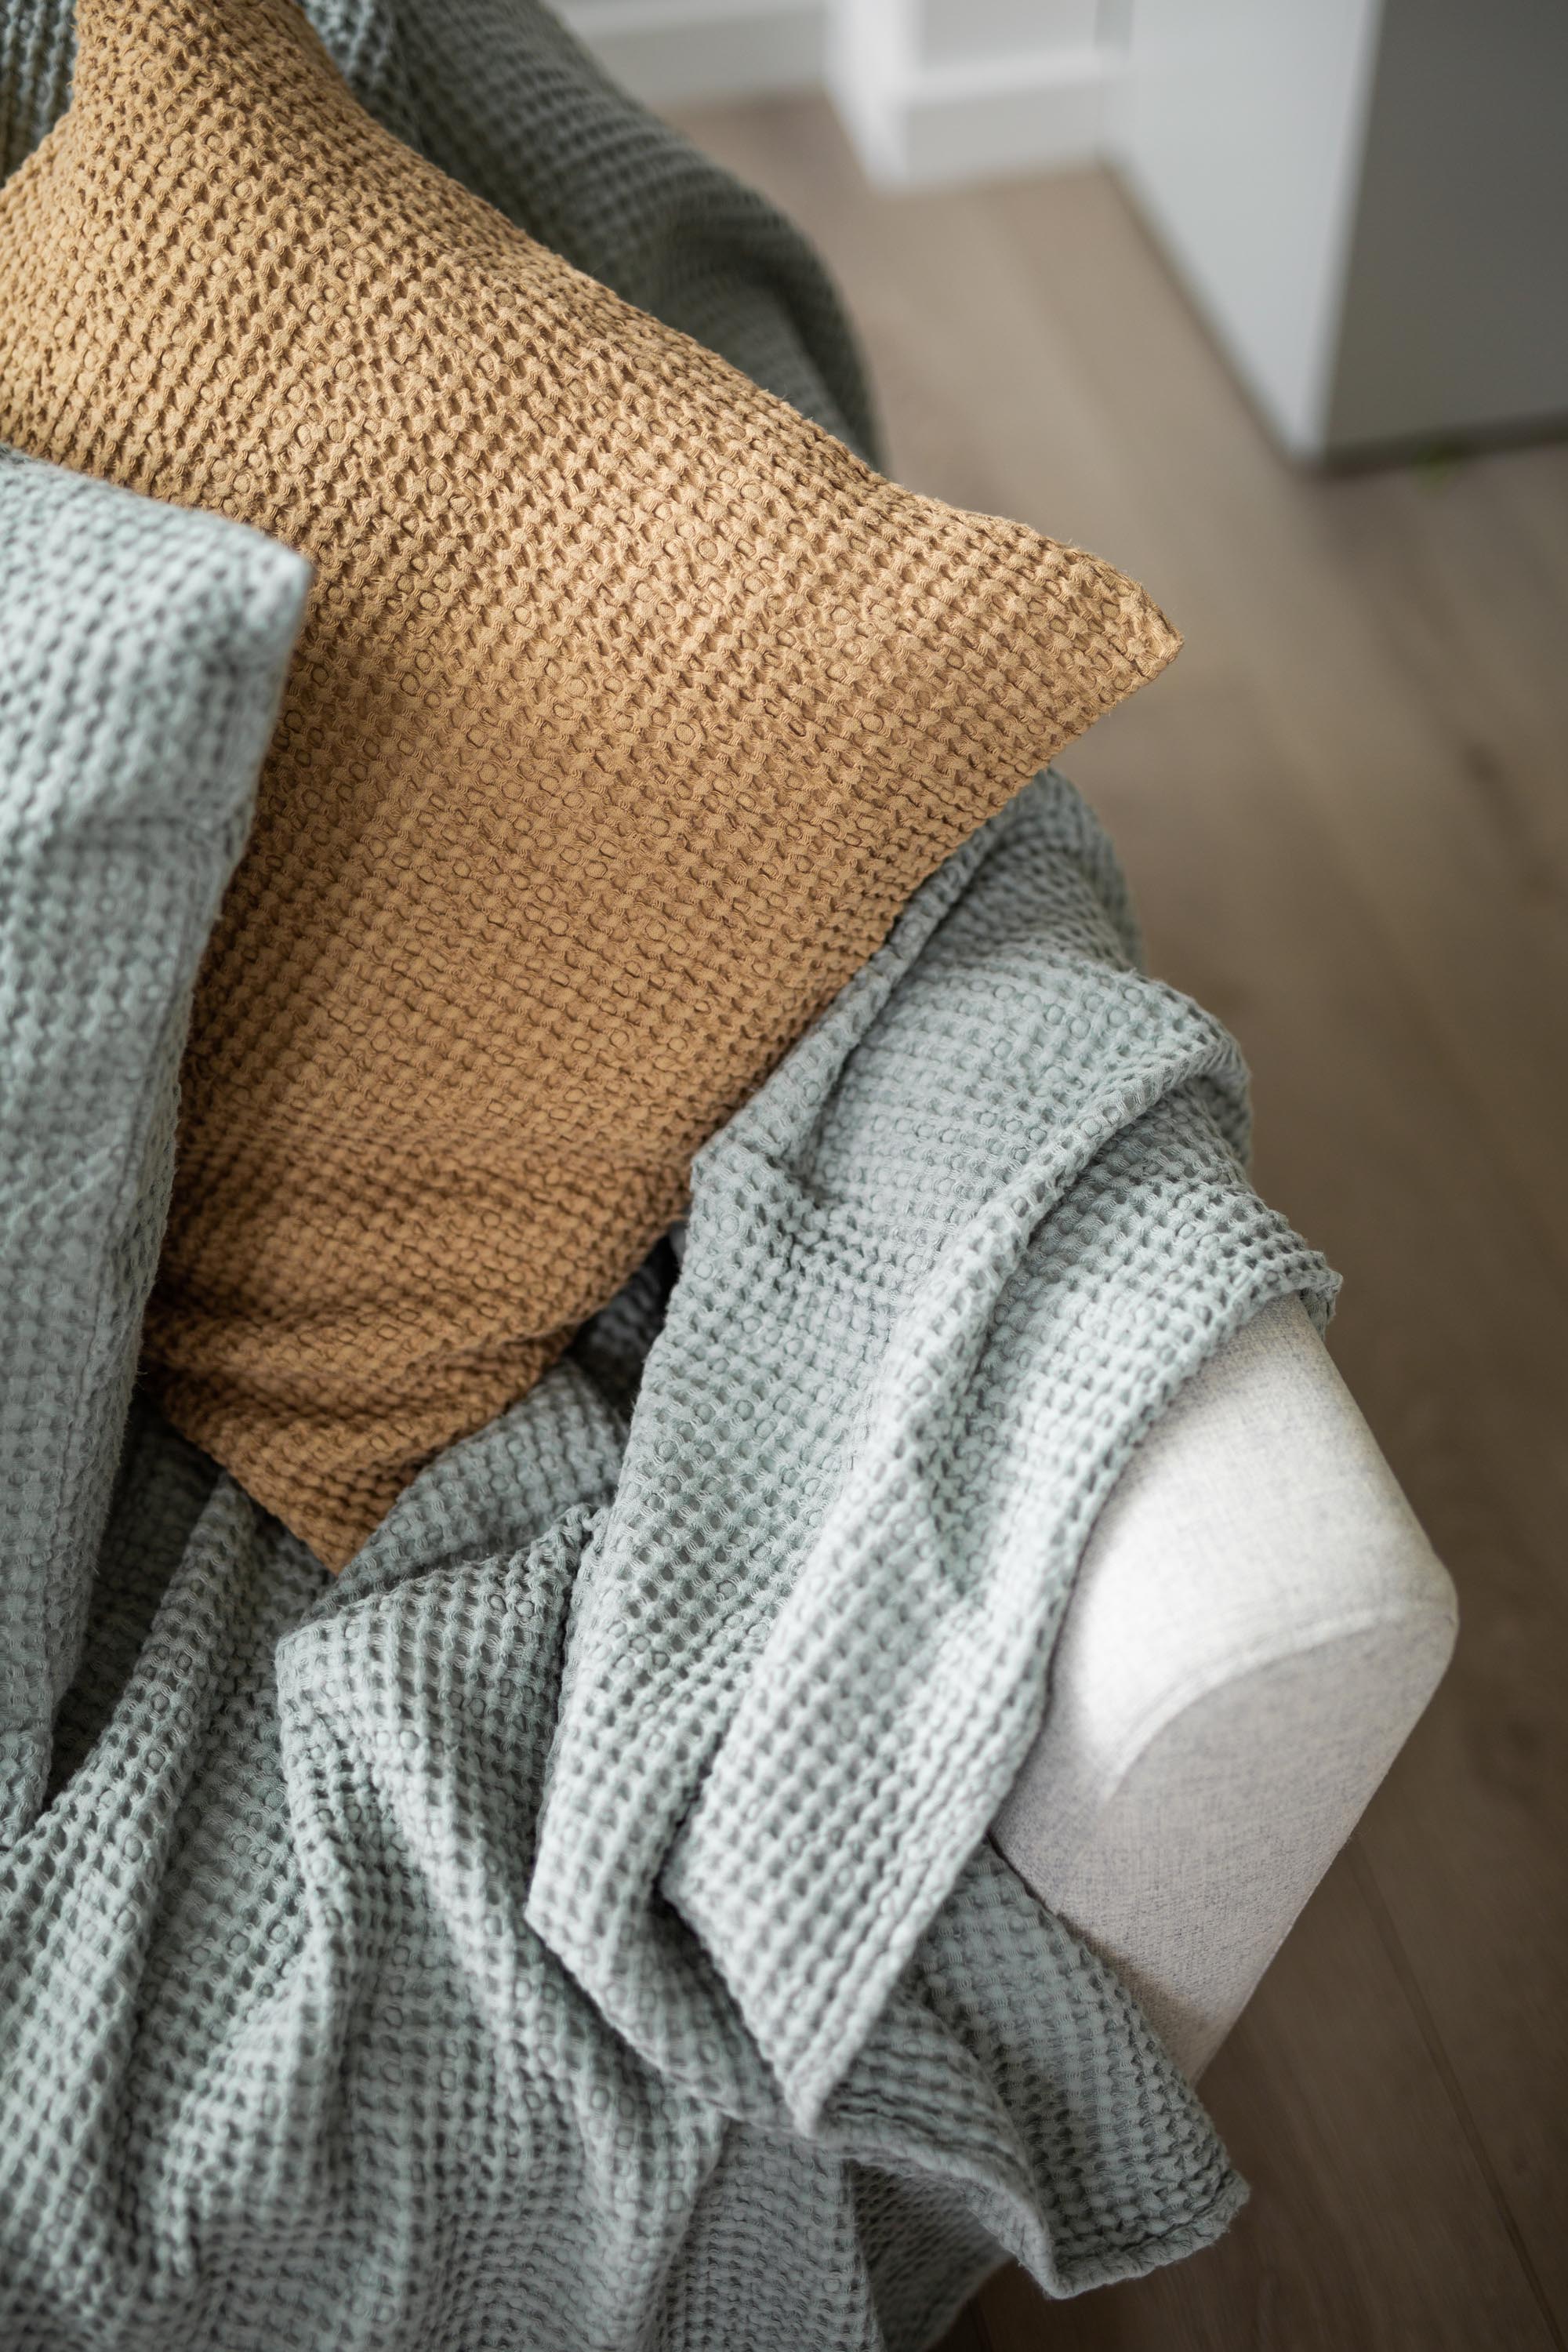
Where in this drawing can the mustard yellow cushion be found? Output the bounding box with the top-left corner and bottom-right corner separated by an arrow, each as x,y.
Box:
0,0 -> 1178,1566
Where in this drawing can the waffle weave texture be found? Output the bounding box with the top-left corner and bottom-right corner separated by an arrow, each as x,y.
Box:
0,0 -> 1178,1568
0,0 -> 877,457
0,445 -> 308,1848
0,6 -> 1339,2342
0,760 -> 1334,2349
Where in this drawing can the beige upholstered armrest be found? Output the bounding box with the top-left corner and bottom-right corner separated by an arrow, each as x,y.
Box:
991,1297 -> 1457,2082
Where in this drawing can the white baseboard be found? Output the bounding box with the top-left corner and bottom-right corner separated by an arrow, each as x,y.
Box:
559,0 -> 826,109
829,42 -> 1113,188
561,0 -> 1114,187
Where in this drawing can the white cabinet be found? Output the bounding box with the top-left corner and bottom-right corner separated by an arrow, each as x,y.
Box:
1115,0 -> 1568,459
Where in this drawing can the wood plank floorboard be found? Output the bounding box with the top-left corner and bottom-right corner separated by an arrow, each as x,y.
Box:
671,96 -> 1568,2352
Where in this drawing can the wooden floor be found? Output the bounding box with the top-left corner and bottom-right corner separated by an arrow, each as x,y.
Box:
674,97 -> 1568,2352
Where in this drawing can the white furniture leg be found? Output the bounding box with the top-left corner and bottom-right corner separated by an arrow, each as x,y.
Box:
991,1296 -> 1456,2082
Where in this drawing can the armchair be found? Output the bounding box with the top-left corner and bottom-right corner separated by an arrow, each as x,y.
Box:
993,1296 -> 1457,2081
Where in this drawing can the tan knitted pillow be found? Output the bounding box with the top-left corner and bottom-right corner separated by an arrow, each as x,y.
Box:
0,0 -> 1180,1567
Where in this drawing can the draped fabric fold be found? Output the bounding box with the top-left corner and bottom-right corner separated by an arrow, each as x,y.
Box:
0,6 -> 1335,2343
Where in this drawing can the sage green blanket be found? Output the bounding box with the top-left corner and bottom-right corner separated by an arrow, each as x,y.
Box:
0,5 -> 1335,2345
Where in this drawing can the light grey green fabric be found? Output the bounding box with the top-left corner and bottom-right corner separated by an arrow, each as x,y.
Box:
0,5 -> 1338,2344
1,774 -> 1330,2351
0,0 -> 69,187
531,784 -> 1336,2138
0,448 -> 308,1844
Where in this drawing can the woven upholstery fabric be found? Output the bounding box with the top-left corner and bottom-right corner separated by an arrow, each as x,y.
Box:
0,772 -> 1338,2350
0,0 -> 1178,1569
0,446 -> 307,1846
0,0 -> 70,181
